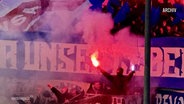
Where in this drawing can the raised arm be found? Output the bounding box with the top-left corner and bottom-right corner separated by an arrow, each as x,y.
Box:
48,84 -> 62,98
48,84 -> 66,103
97,66 -> 113,81
127,71 -> 135,81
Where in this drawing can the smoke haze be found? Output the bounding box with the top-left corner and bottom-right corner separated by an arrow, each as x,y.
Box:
0,0 -> 145,103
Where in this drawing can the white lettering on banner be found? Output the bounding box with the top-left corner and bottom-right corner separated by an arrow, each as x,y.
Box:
0,6 -> 41,31
40,42 -> 57,71
24,16 -> 40,31
58,43 -> 75,72
156,94 -> 184,104
134,47 -> 144,76
163,94 -> 169,104
178,97 -> 184,104
23,6 -> 41,14
111,96 -> 142,104
0,40 -> 17,69
24,41 -> 40,70
76,44 -> 90,73
163,48 -> 183,77
0,40 -> 184,77
151,48 -> 163,76
10,15 -> 27,26
156,94 -> 162,104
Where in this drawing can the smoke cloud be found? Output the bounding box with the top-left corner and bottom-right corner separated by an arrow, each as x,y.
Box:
0,0 -> 145,103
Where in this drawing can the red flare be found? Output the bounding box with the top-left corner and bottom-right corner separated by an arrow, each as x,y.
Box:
91,51 -> 100,67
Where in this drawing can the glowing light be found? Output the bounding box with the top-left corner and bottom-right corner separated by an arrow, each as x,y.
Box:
91,51 -> 100,67
131,64 -> 135,71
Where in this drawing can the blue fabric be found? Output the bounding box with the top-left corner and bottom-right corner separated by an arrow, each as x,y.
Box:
106,0 -> 121,15
151,37 -> 184,47
173,3 -> 184,25
151,7 -> 161,26
141,7 -> 161,27
107,1 -> 115,14
89,0 -> 104,11
113,2 -> 130,24
109,0 -> 121,7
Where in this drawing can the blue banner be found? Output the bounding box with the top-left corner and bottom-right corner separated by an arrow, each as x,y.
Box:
155,88 -> 184,104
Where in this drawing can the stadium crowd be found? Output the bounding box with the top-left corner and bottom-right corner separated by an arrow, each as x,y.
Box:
90,0 -> 184,37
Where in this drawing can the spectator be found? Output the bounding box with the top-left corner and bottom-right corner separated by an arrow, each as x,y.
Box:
66,88 -> 85,104
97,67 -> 135,95
86,82 -> 106,94
33,90 -> 56,104
47,84 -> 71,104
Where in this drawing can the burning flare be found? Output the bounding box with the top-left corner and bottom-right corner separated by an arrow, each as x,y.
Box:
130,63 -> 135,71
91,51 -> 100,67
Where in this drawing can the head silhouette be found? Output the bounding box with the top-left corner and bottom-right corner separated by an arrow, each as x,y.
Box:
116,67 -> 124,76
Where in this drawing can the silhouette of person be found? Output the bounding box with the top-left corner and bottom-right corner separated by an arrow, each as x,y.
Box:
97,66 -> 135,95
47,84 -> 70,104
87,82 -> 105,94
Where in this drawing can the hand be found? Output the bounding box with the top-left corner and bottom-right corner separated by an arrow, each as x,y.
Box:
47,84 -> 52,88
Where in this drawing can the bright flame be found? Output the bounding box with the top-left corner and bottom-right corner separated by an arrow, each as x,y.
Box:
131,64 -> 135,71
91,51 -> 100,67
